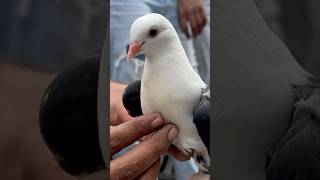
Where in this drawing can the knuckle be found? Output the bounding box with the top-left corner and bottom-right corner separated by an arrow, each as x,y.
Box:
116,160 -> 140,180
110,138 -> 121,151
149,142 -> 164,155
110,130 -> 122,152
152,113 -> 162,120
149,133 -> 168,151
131,121 -> 145,133
119,168 -> 134,179
110,127 -> 127,153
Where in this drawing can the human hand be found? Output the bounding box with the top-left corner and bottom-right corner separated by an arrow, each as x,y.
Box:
122,80 -> 209,157
121,80 -> 193,160
110,81 -> 134,125
178,0 -> 207,38
110,113 -> 180,180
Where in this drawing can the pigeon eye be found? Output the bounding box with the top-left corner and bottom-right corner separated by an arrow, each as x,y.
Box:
149,29 -> 158,38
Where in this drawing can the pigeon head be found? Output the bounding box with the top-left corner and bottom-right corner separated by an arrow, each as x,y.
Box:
128,13 -> 179,60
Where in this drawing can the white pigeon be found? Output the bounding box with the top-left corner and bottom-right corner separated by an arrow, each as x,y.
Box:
127,13 -> 210,172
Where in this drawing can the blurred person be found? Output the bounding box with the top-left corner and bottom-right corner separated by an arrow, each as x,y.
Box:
185,0 -> 210,83
110,0 -> 210,84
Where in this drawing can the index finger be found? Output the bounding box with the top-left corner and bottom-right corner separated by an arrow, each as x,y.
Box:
178,0 -> 191,38
110,113 -> 164,156
110,124 -> 178,180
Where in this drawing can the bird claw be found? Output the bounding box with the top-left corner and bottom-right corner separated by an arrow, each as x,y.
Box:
193,151 -> 210,173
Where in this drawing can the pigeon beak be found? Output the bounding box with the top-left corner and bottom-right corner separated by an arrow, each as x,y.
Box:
127,41 -> 144,61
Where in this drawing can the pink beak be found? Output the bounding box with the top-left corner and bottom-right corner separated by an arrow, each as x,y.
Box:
127,41 -> 144,60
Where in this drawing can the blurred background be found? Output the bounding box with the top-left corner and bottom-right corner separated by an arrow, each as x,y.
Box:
0,1 -> 107,180
255,0 -> 320,76
0,0 -> 320,179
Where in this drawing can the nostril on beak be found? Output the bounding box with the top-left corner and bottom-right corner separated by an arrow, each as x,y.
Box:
127,41 -> 143,60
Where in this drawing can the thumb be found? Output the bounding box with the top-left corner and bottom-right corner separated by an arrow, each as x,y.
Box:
146,124 -> 179,152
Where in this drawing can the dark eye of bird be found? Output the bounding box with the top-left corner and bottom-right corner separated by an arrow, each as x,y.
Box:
149,29 -> 158,38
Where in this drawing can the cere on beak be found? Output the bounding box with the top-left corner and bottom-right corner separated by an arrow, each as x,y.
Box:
127,41 -> 144,60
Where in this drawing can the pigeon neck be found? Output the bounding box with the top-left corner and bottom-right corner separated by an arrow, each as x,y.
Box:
145,37 -> 188,64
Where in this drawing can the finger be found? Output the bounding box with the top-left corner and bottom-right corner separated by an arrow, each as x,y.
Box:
194,5 -> 206,36
197,0 -> 207,31
199,0 -> 207,27
190,0 -> 207,37
110,105 -> 134,126
110,113 -> 164,156
178,0 -> 191,38
110,124 -> 178,180
190,13 -> 198,38
179,13 -> 189,38
193,12 -> 202,37
168,145 -> 191,161
201,14 -> 207,31
187,0 -> 197,37
135,158 -> 160,180
139,132 -> 153,142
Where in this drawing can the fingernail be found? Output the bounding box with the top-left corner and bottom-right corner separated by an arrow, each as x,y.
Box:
168,126 -> 178,142
150,117 -> 164,129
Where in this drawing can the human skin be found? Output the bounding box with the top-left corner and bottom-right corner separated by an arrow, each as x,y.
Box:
0,61 -> 105,180
0,65 -> 188,180
0,60 -> 77,180
178,0 -> 207,38
110,81 -> 191,180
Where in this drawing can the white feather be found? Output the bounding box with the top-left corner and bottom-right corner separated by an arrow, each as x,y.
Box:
130,13 -> 210,172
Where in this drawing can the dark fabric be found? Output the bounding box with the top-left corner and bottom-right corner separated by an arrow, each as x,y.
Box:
267,78 -> 320,180
39,53 -> 104,175
280,0 -> 320,77
213,0 -> 309,179
255,0 -> 320,77
97,31 -> 109,169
